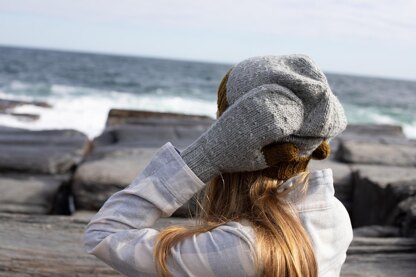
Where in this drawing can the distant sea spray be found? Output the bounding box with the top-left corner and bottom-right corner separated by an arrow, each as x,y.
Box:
0,81 -> 217,138
0,46 -> 415,138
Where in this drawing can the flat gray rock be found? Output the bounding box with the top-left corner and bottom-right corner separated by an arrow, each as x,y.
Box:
337,140 -> 416,166
351,164 -> 416,227
0,213 -> 192,277
330,124 -> 410,153
72,147 -> 197,217
397,196 -> 416,237
353,225 -> 400,238
341,237 -> 416,277
0,98 -> 51,122
95,109 -> 213,150
105,108 -> 214,127
0,174 -> 70,214
94,124 -> 208,150
73,148 -> 158,210
342,124 -> 406,138
73,110 -> 213,216
0,213 -> 120,277
353,164 -> 416,188
0,128 -> 88,147
0,128 -> 89,174
0,98 -> 51,111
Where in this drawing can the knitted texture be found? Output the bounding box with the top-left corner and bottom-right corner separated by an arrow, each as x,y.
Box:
180,54 -> 347,183
226,54 -> 347,156
217,69 -> 331,180
181,84 -> 304,183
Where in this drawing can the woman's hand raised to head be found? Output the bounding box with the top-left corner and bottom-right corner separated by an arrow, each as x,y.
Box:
180,83 -> 304,183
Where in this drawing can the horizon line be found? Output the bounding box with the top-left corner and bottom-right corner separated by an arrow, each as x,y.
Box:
1,43 -> 415,83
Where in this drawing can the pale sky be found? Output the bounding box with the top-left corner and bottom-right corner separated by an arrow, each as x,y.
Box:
1,0 -> 415,80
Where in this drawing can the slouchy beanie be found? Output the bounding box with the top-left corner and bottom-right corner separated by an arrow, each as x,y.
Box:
216,54 -> 347,180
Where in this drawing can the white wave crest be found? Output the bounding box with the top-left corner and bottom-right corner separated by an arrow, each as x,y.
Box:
0,89 -> 216,138
344,104 -> 416,138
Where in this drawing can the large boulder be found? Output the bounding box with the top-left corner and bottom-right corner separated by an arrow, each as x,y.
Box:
397,196 -> 416,238
330,124 -> 408,153
94,109 -> 213,150
0,127 -> 89,215
0,174 -> 70,214
73,147 -> 197,217
72,110 -> 213,216
0,213 -> 120,276
0,98 -> 51,122
337,140 -> 416,167
94,124 -> 208,149
341,124 -> 406,138
351,164 -> 416,227
73,148 -> 158,210
0,128 -> 90,174
105,109 -> 214,127
341,236 -> 416,277
0,213 -> 192,276
0,98 -> 51,111
353,225 -> 400,238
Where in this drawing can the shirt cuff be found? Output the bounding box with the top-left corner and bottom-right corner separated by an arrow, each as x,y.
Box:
132,142 -> 206,216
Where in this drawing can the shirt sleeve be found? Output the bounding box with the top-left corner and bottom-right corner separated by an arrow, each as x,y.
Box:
83,142 -> 256,277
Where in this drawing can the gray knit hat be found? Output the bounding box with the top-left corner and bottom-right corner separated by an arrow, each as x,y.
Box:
224,54 -> 346,154
181,54 -> 347,182
215,54 -> 347,179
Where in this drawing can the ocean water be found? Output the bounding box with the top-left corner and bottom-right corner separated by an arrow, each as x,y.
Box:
0,46 -> 415,139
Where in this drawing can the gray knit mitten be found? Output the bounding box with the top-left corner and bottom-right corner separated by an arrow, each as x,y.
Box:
180,84 -> 304,183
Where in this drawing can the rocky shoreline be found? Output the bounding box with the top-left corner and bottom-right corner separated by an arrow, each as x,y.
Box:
1,108 -> 415,276
0,98 -> 52,122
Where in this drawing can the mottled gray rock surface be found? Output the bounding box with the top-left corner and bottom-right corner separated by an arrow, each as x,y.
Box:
0,98 -> 51,110
0,213 -> 192,277
0,213 -> 119,277
0,174 -> 70,214
341,237 -> 416,277
330,124 -> 409,152
105,109 -> 213,127
342,124 -> 406,138
73,110 -> 213,216
397,196 -> 416,237
94,123 -> 210,150
73,148 -> 158,210
337,140 -> 416,166
351,164 -> 416,227
353,225 -> 400,238
0,127 -> 89,215
0,98 -> 51,122
0,128 -> 89,174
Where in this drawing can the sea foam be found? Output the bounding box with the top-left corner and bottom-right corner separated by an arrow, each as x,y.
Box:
0,86 -> 216,138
